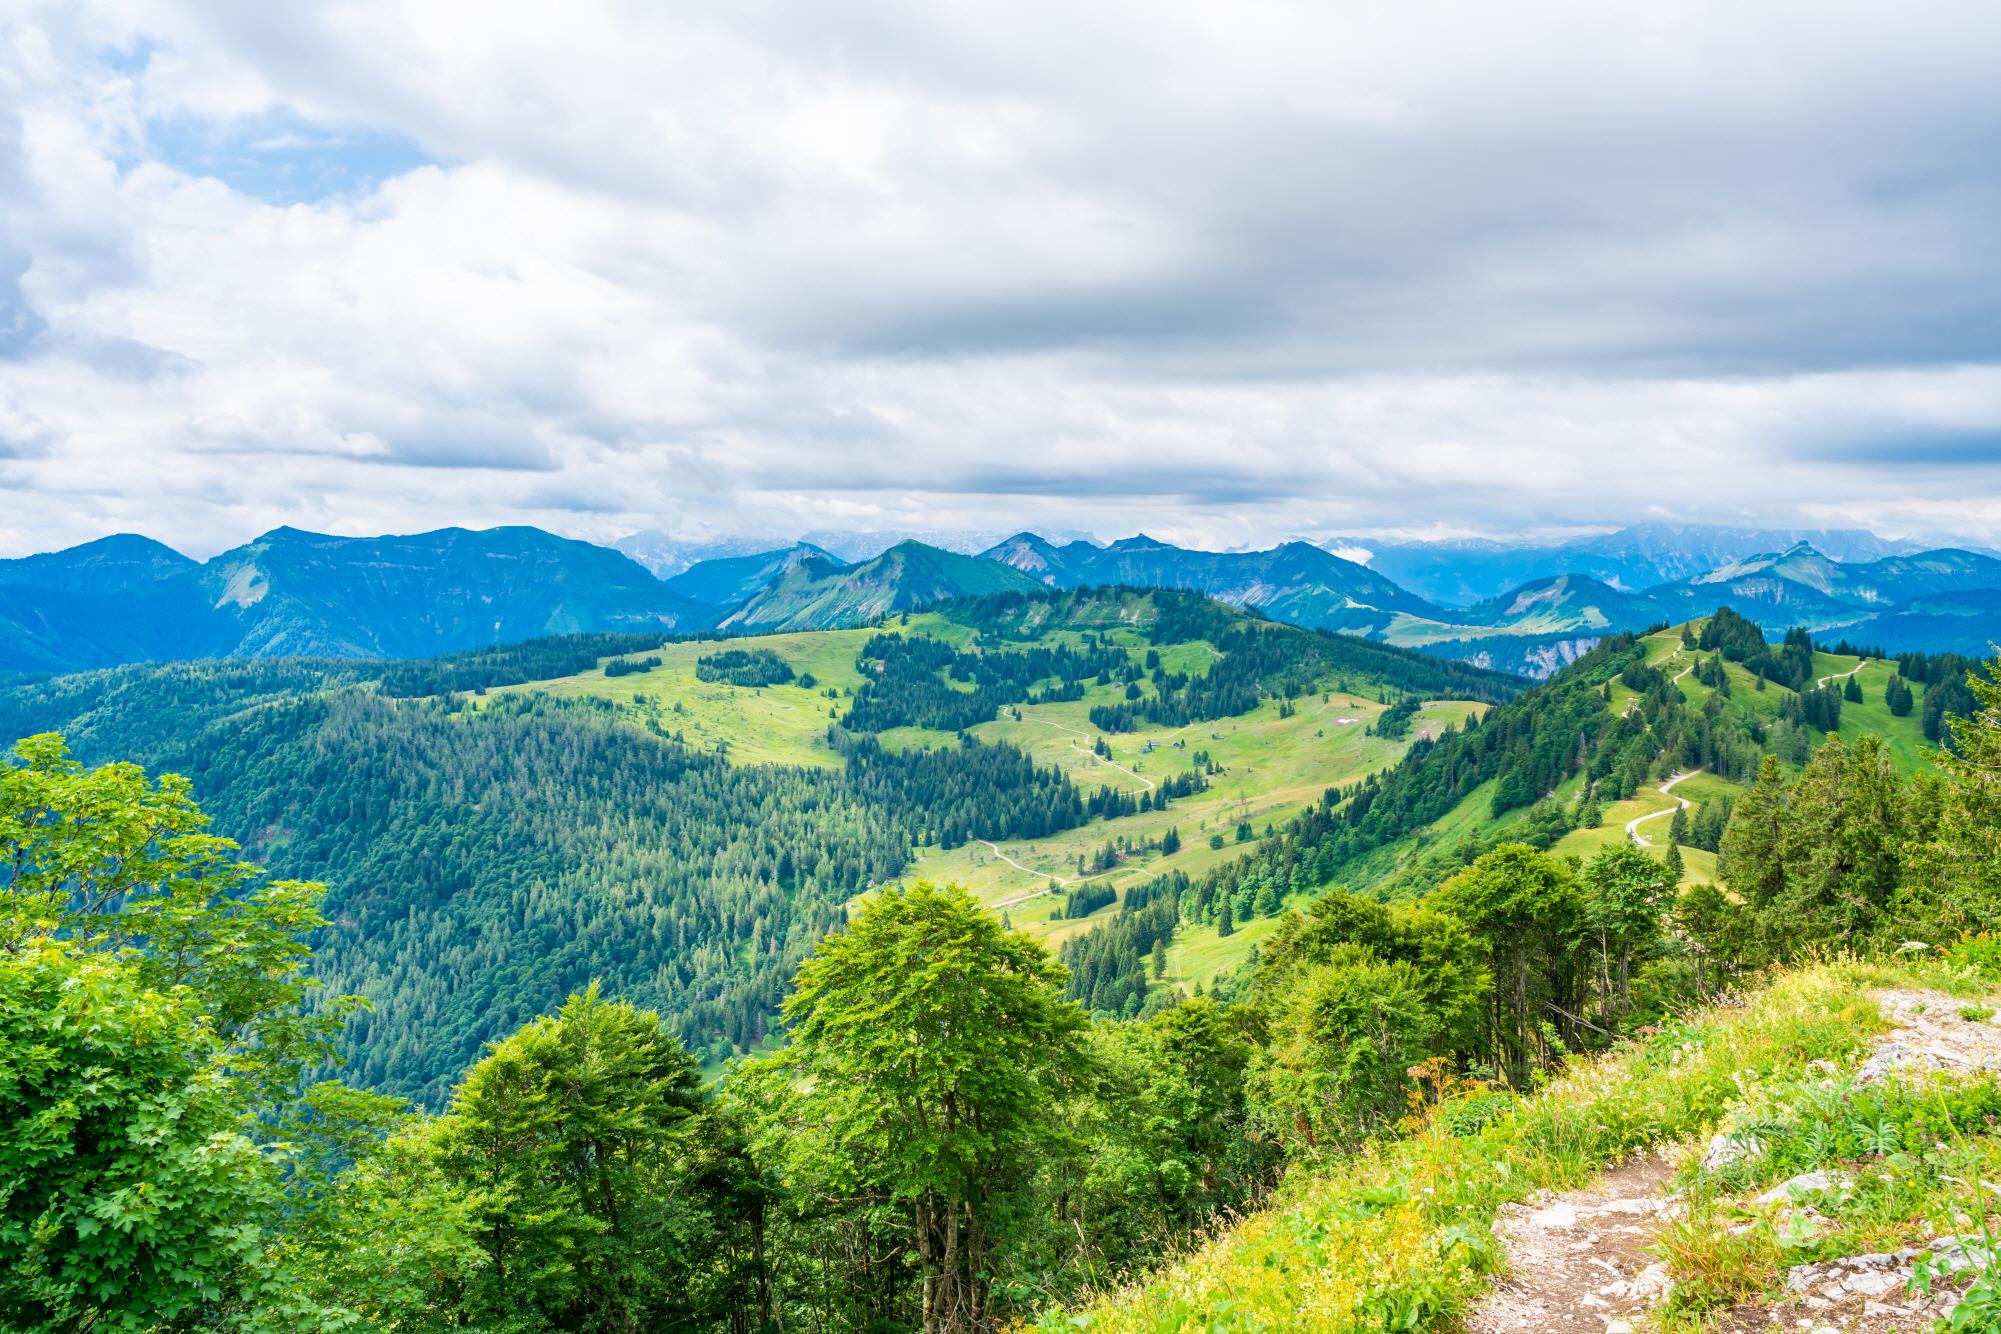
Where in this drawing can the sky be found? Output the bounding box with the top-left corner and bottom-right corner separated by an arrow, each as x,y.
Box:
2,1 -> 2000,559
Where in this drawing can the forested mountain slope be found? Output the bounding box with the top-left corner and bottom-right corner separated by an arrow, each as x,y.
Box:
0,587 -> 1506,1102
9,580 -> 1996,1334
18,609 -> 1994,1334
663,542 -> 843,607
1033,606 -> 1970,1020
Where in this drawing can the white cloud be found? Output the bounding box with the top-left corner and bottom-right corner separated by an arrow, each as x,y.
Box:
0,0 -> 1998,558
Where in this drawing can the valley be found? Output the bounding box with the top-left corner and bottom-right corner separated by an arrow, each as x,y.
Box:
0,586 -> 1515,1097
474,597 -> 1499,992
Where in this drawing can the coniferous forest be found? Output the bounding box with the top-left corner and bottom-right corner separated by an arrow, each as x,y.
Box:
3,589 -> 1998,1333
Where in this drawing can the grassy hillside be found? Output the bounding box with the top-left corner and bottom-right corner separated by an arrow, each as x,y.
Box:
1344,623 -> 1942,899
1044,959 -> 1999,1332
476,589 -> 1513,987
487,627 -> 877,767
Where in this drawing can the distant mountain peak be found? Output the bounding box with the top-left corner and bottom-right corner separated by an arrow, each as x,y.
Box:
70,532 -> 194,561
255,525 -> 335,544
721,539 -> 1042,633
1106,534 -> 1172,551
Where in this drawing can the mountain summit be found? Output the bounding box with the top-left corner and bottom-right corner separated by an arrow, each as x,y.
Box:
721,540 -> 1044,632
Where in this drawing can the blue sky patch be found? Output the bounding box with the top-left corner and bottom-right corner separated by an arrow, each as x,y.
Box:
143,108 -> 435,205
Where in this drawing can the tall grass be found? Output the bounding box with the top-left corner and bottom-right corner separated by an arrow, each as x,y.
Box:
1040,965 -> 1910,1332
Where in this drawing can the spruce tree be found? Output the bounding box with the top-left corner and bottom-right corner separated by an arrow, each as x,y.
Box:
1902,660 -> 2001,935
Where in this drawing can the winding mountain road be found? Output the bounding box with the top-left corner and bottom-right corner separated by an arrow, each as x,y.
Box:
1816,662 -> 1865,689
978,837 -> 1125,909
978,840 -> 1076,908
1018,717 -> 1157,791
1623,650 -> 1700,718
1626,770 -> 1701,848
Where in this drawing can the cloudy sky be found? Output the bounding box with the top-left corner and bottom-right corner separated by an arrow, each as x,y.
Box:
3,0 -> 1999,558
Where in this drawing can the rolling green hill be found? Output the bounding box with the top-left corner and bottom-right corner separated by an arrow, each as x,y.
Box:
1027,607 -> 1963,1026
0,586 -> 1507,1100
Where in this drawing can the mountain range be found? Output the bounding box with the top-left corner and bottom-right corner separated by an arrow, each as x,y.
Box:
1338,523 -> 1950,605
979,533 -> 1438,631
4,523 -> 1997,676
613,526 -> 1056,576
0,527 -> 715,673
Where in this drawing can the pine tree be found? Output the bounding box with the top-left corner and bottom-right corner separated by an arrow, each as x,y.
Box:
1663,840 -> 1684,883
1885,675 -> 1915,717
1720,755 -> 1789,911
1905,659 -> 2001,933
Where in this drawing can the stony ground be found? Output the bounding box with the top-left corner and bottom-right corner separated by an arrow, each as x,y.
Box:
1469,1151 -> 1680,1333
1468,988 -> 2001,1333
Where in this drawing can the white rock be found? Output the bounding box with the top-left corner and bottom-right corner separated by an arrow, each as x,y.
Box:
1755,1170 -> 1851,1204
1845,1268 -> 1903,1297
1856,1042 -> 1919,1084
1626,1261 -> 1672,1305
1526,1201 -> 1581,1229
1702,1131 -> 1765,1171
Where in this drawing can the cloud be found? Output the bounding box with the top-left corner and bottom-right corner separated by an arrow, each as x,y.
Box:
0,0 -> 1998,558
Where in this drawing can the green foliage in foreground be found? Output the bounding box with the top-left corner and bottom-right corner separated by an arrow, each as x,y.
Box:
1044,963 -> 1922,1332
0,735 -> 347,1332
756,883 -> 1091,1329
4,654 -> 1997,1334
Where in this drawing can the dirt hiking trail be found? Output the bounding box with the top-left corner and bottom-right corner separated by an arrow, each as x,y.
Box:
1469,988 -> 2001,1332
1469,1152 -> 1678,1332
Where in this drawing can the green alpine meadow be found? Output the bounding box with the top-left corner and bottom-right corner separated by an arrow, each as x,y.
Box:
8,3 -> 2001,1329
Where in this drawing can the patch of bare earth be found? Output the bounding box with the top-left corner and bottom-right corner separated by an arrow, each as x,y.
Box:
1468,1150 -> 1679,1333
1468,989 -> 2001,1332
